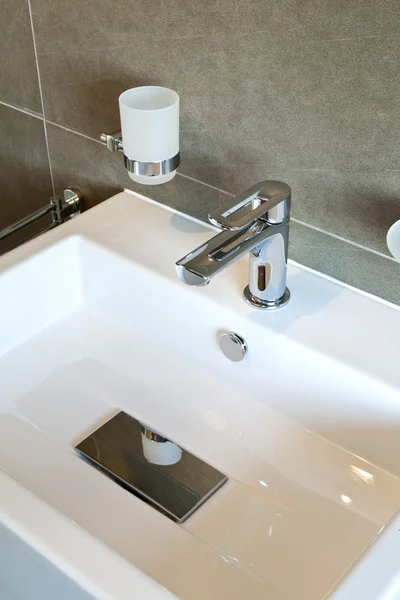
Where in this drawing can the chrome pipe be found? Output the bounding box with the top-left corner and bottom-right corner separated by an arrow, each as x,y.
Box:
0,188 -> 84,256
0,203 -> 53,242
0,222 -> 58,257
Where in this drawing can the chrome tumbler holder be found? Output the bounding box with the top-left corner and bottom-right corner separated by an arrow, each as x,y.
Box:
100,131 -> 180,177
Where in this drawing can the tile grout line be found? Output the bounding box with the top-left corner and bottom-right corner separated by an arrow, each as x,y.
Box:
18,117 -> 400,176
36,32 -> 400,58
27,0 -> 55,196
290,218 -> 398,262
24,121 -> 398,264
177,172 -> 235,197
45,119 -> 105,145
177,173 -> 398,262
0,99 -> 44,121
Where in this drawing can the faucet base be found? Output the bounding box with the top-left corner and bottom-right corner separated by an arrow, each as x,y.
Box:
243,286 -> 290,310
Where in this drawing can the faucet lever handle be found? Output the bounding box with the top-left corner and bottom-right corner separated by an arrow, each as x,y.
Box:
208,180 -> 291,231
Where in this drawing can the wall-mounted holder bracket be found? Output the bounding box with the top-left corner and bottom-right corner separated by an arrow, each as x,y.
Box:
100,130 -> 180,177
100,131 -> 124,153
50,188 -> 84,224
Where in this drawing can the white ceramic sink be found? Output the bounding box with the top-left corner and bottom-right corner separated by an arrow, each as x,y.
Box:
1,190 -> 400,600
0,523 -> 95,600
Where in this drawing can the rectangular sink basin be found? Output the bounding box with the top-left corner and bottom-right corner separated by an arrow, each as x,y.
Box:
1,190 -> 400,600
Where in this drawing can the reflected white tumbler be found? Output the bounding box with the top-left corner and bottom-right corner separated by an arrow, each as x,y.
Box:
141,433 -> 182,466
119,86 -> 179,185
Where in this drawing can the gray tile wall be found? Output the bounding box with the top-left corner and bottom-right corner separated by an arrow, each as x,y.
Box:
0,0 -> 53,251
0,105 -> 53,251
1,0 -> 399,303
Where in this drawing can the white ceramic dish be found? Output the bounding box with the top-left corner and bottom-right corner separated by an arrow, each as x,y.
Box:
387,219 -> 400,260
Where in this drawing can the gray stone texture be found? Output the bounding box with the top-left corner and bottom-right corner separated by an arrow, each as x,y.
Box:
1,0 -> 399,302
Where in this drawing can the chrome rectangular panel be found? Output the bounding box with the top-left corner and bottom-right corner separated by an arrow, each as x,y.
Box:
75,411 -> 227,523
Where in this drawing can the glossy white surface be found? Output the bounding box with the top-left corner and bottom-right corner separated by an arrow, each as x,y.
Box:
0,471 -> 173,600
1,190 -> 400,599
387,219 -> 400,260
0,522 -> 95,600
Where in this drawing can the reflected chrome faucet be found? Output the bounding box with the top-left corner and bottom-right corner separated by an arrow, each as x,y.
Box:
176,181 -> 291,309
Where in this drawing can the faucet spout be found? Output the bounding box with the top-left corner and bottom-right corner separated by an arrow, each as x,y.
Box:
176,218 -> 287,286
175,181 -> 292,309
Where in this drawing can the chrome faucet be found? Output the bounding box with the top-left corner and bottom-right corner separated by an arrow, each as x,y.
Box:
176,181 -> 291,309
